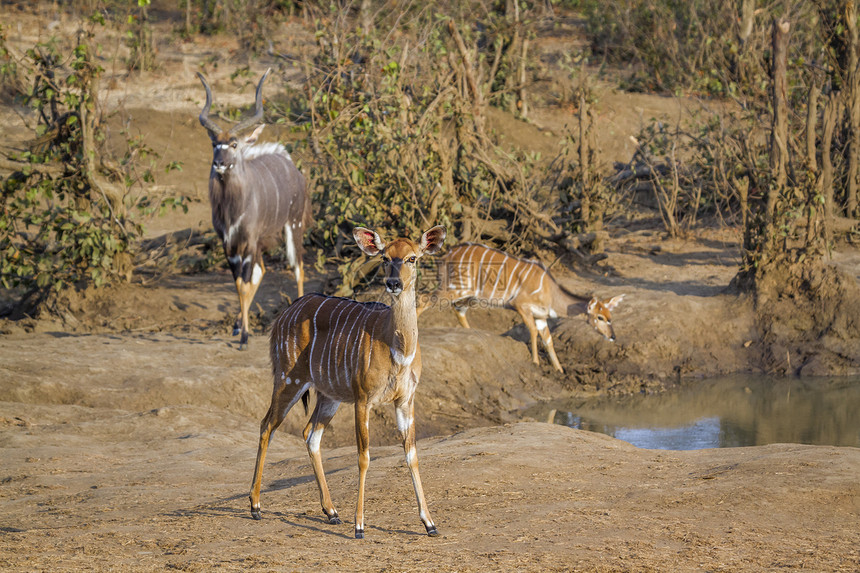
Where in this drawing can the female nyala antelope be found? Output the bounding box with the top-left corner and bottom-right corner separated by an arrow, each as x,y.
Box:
418,243 -> 625,373
197,69 -> 311,349
250,225 -> 446,539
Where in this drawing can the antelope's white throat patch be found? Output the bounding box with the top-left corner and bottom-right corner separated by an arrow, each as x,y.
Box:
391,347 -> 416,367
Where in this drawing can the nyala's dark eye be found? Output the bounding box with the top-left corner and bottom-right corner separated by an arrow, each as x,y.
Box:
231,142 -> 238,148
407,256 -> 417,264
597,315 -> 607,322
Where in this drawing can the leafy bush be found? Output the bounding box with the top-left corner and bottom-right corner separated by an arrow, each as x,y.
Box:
0,19 -> 183,307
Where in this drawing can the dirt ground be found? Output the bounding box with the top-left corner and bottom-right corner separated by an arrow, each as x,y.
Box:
1,6 -> 859,572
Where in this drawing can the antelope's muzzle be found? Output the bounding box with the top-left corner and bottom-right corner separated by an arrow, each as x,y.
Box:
385,277 -> 403,295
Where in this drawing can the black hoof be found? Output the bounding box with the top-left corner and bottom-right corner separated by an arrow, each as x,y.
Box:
328,515 -> 342,525
355,528 -> 364,539
426,524 -> 439,537
251,508 -> 262,521
238,343 -> 248,351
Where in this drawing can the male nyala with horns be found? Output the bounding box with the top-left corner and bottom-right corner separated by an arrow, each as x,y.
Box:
197,68 -> 311,349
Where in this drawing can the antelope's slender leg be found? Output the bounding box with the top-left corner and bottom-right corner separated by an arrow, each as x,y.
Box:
537,321 -> 564,373
353,398 -> 371,539
516,307 -> 541,365
454,305 -> 471,328
284,222 -> 305,298
227,256 -> 244,338
235,259 -> 265,350
250,378 -> 308,520
245,259 -> 266,324
302,394 -> 342,524
295,259 -> 304,298
395,394 -> 438,536
235,277 -> 252,349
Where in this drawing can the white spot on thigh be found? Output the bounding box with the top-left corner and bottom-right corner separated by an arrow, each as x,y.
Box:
396,408 -> 413,434
252,263 -> 263,285
406,446 -> 417,466
307,429 -> 323,453
535,318 -> 548,331
284,224 -> 297,267
228,255 -> 242,265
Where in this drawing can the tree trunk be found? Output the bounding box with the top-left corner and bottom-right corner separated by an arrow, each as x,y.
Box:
448,20 -> 485,133
517,37 -> 529,119
739,0 -> 755,45
822,93 -> 841,247
805,81 -> 820,248
360,0 -> 373,36
844,0 -> 860,216
766,17 -> 790,250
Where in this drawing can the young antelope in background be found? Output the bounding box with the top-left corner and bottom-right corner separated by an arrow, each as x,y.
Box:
419,242 -> 624,372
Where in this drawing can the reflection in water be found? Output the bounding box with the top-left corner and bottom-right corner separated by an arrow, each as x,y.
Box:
528,375 -> 860,450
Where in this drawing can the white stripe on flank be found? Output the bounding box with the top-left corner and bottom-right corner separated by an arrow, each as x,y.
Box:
488,250 -> 507,300
456,246 -> 473,290
501,260 -> 522,302
343,303 -> 366,384
511,262 -> 534,301
285,295 -> 315,364
336,302 -> 362,390
309,298 -> 328,384
476,247 -> 492,298
325,299 -> 350,390
531,268 -> 547,295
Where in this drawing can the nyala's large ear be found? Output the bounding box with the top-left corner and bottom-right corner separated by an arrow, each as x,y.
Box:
419,225 -> 447,255
604,294 -> 625,311
244,124 -> 265,145
354,227 -> 385,256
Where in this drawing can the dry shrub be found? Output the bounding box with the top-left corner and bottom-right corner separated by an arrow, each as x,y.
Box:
296,5 -> 566,291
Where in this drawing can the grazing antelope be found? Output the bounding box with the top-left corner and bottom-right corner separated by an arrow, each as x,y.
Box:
250,225 -> 446,539
197,69 -> 311,349
418,243 -> 625,373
